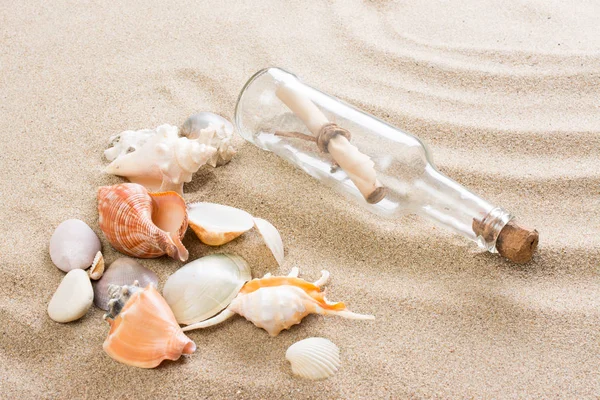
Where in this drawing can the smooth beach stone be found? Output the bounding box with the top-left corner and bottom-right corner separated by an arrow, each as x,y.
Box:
50,219 -> 101,272
93,257 -> 158,310
47,269 -> 94,323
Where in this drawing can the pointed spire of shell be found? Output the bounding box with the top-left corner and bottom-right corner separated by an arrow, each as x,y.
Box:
104,281 -> 142,321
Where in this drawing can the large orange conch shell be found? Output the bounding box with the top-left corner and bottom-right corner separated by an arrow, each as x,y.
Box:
103,281 -> 196,368
182,268 -> 374,336
98,183 -> 189,261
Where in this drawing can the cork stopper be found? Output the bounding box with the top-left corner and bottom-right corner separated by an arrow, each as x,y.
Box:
366,186 -> 387,204
473,215 -> 539,263
495,220 -> 539,264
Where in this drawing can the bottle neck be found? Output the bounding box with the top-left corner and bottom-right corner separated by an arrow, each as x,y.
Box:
471,206 -> 513,253
413,166 -> 513,253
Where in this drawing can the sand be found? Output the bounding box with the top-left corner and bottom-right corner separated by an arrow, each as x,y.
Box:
1,0 -> 599,398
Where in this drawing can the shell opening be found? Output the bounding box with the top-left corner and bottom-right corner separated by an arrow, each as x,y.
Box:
150,193 -> 186,234
167,232 -> 189,262
149,191 -> 189,261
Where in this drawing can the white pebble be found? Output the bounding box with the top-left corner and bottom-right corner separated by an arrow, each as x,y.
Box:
47,269 -> 94,323
49,219 -> 101,272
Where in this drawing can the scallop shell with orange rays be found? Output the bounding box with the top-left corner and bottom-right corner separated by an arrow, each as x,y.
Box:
182,268 -> 374,337
103,281 -> 196,368
97,183 -> 189,261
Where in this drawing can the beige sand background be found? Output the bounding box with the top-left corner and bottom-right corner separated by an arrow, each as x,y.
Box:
1,0 -> 599,398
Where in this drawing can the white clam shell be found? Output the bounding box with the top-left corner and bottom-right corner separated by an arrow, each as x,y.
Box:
47,269 -> 94,323
49,219 -> 102,272
187,202 -> 255,246
93,257 -> 158,310
163,253 -> 251,325
286,337 -> 341,380
254,217 -> 284,267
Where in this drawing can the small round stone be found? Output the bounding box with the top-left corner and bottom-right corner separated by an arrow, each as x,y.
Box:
47,269 -> 94,323
49,219 -> 101,272
93,257 -> 158,310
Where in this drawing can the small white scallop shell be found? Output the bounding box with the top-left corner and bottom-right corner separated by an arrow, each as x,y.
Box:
286,337 -> 341,380
163,254 -> 252,325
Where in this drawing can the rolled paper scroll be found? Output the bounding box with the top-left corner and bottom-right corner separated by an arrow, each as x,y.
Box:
276,85 -> 386,204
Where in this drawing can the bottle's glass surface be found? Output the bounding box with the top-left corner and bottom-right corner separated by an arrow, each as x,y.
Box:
234,67 -> 512,252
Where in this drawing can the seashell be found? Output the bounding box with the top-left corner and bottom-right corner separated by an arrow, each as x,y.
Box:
104,124 -> 217,195
97,183 -> 189,261
103,281 -> 196,368
253,217 -> 284,267
104,128 -> 155,162
88,251 -> 105,280
187,202 -> 254,246
163,253 -> 252,325
49,219 -> 101,272
286,337 -> 341,380
47,269 -> 94,323
93,257 -> 158,310
180,112 -> 236,167
181,112 -> 233,137
182,268 -> 374,336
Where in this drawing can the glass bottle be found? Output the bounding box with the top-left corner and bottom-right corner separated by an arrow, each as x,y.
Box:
234,67 -> 538,263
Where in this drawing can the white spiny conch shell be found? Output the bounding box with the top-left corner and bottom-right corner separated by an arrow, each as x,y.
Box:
253,217 -> 284,267
182,268 -> 374,336
97,183 -> 189,261
103,281 -> 196,368
181,112 -> 236,167
187,202 -> 255,246
93,257 -> 158,310
104,129 -> 154,162
88,251 -> 105,280
286,337 -> 341,380
49,219 -> 101,272
104,124 -> 217,195
163,254 -> 252,325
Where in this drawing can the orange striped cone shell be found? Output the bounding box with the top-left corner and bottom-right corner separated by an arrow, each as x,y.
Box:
103,283 -> 196,368
98,183 -> 189,261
